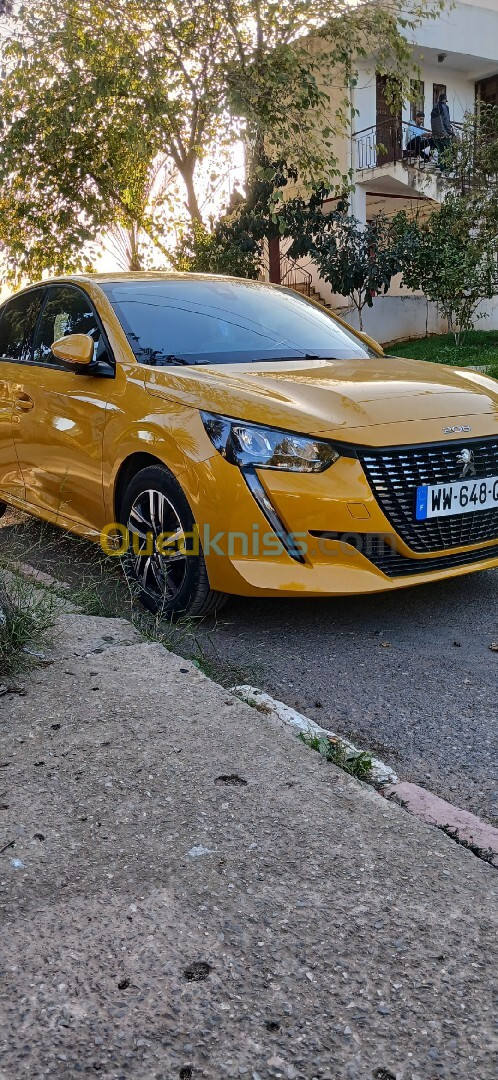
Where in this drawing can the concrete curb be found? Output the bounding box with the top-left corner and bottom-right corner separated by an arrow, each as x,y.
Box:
11,561 -> 71,590
385,781 -> 498,868
231,685 -> 398,784
232,684 -> 498,867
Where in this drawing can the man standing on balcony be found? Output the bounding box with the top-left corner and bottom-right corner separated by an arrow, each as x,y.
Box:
431,93 -> 454,169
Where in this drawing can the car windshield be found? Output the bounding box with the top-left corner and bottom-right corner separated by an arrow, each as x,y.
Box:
100,279 -> 375,365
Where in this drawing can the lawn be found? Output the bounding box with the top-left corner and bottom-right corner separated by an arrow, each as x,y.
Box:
386,330 -> 498,379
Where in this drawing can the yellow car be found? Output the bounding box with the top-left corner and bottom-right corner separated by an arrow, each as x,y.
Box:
0,272 -> 497,617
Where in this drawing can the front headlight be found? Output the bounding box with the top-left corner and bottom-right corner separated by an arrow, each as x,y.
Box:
201,412 -> 339,473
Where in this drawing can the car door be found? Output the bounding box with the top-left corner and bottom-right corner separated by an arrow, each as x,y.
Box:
12,283 -> 114,534
0,287 -> 45,505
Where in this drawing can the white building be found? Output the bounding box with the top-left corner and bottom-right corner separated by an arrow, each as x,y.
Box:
294,0 -> 498,343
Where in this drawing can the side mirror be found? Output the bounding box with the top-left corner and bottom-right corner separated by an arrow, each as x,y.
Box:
52,333 -> 95,366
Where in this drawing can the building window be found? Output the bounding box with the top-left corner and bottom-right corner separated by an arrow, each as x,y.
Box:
433,83 -> 446,106
476,75 -> 498,106
410,80 -> 425,121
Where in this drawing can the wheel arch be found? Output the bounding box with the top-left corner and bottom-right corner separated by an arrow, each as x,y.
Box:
114,453 -> 177,519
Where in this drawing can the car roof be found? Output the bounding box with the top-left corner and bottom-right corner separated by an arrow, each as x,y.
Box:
15,271 -> 268,289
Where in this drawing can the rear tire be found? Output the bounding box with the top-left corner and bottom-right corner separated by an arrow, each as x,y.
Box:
118,465 -> 228,619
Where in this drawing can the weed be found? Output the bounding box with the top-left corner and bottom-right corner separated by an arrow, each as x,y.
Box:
0,512 -> 258,685
69,559 -> 130,618
0,511 -> 131,618
0,570 -> 58,679
299,731 -> 373,781
131,606 -> 203,651
191,652 -> 255,688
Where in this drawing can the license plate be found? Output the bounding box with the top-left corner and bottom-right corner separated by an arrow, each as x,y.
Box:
415,476 -> 498,520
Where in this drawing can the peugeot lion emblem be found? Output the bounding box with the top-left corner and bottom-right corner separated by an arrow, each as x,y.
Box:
457,448 -> 476,478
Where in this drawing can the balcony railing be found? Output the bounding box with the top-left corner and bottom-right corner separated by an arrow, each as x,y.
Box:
353,116 -> 464,172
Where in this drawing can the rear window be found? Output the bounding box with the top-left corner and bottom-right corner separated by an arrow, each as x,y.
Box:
100,279 -> 374,365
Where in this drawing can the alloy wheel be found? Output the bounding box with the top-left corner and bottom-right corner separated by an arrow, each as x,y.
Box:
126,488 -> 188,604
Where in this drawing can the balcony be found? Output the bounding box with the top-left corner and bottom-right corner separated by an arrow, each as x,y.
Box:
352,117 -> 466,205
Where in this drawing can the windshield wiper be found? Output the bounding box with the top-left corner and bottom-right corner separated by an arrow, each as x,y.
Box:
248,353 -> 321,363
147,354 -> 208,367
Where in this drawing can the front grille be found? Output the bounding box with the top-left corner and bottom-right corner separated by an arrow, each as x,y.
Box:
309,532 -> 498,578
359,438 -> 498,552
367,539 -> 498,577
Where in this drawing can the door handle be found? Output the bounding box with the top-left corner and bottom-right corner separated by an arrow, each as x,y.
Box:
14,393 -> 34,412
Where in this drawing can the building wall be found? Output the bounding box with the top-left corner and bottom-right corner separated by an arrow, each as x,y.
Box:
333,296 -> 498,346
408,64 -> 475,126
295,255 -> 498,344
409,0 -> 498,66
350,1 -> 498,143
453,0 -> 498,11
287,2 -> 498,201
353,58 -> 477,137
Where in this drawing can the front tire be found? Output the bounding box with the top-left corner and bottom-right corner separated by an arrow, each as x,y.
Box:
119,465 -> 228,619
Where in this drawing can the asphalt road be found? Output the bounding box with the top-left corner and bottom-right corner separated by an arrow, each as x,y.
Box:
195,570 -> 498,826
1,509 -> 497,825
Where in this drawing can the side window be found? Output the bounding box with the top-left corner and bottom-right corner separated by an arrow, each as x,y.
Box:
32,285 -> 107,366
0,289 -> 44,362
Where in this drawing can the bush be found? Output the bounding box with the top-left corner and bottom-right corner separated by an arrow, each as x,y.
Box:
0,571 -> 58,679
311,213 -> 402,330
393,198 -> 498,346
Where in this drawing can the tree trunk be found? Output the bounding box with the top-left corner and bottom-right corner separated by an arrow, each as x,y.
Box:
127,225 -> 142,271
268,234 -> 280,283
181,165 -> 202,225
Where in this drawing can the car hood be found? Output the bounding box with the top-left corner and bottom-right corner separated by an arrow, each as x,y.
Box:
145,355 -> 498,444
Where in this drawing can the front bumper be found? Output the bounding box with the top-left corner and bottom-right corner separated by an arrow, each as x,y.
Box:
187,451 -> 498,597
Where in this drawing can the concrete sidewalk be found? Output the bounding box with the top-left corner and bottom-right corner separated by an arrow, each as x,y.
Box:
1,614 -> 496,1080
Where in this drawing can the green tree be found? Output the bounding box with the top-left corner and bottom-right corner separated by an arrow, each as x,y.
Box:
223,0 -> 445,187
0,0 -> 230,280
444,102 -> 498,246
394,197 -> 498,345
310,214 -> 403,330
105,160 -> 183,271
221,0 -> 444,278
210,155 -> 335,282
173,220 -> 261,278
0,0 -> 444,283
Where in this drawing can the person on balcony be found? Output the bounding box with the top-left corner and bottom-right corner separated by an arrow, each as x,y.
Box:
431,93 -> 454,169
404,112 -> 432,160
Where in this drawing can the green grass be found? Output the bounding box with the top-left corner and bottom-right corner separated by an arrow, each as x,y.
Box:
387,330 -> 498,378
0,571 -> 59,680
